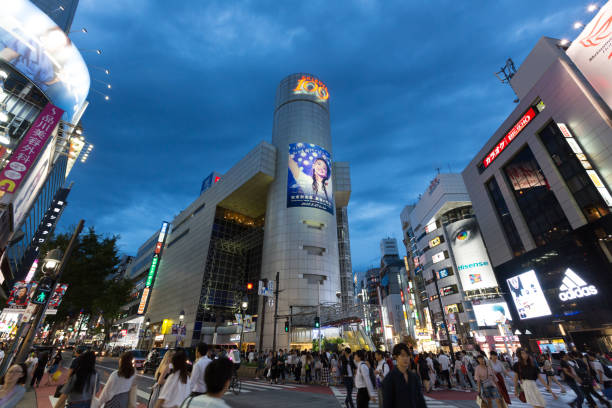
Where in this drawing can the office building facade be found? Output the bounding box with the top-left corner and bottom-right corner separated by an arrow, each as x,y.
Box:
463,36 -> 612,352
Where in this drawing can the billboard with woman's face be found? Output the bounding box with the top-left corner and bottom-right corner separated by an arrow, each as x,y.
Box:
287,143 -> 334,214
0,0 -> 90,123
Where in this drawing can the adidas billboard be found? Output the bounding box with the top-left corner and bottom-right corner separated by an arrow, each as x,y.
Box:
558,268 -> 598,302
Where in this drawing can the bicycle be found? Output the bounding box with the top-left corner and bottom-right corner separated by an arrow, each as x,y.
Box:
229,372 -> 241,395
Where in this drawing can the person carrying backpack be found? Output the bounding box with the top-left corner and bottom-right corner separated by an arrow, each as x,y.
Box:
340,348 -> 356,408
354,350 -> 375,408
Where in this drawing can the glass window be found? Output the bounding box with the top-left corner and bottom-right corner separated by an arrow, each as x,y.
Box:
539,122 -> 609,222
486,177 -> 525,257
502,146 -> 571,247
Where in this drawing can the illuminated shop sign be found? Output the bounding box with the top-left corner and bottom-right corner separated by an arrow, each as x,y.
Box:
431,251 -> 447,264
429,236 -> 442,248
424,220 -> 437,234
437,268 -> 452,279
138,221 -> 169,315
558,268 -> 598,301
557,123 -> 612,206
440,284 -> 458,297
507,270 -> 552,320
482,106 -> 539,169
293,75 -> 329,102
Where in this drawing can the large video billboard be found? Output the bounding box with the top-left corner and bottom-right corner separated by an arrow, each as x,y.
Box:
448,218 -> 499,290
287,143 -> 334,214
473,302 -> 512,327
567,1 -> 612,111
0,0 -> 90,122
506,270 -> 552,320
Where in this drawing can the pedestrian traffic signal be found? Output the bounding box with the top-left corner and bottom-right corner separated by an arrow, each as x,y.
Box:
314,316 -> 320,329
285,320 -> 289,332
31,276 -> 54,305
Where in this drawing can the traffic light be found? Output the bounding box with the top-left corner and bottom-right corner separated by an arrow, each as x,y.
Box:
285,320 -> 289,332
246,282 -> 254,292
31,276 -> 54,305
314,316 -> 320,329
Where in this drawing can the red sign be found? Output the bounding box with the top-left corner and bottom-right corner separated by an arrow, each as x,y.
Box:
0,103 -> 63,193
482,107 -> 537,169
137,287 -> 150,315
155,242 -> 163,254
400,290 -> 405,304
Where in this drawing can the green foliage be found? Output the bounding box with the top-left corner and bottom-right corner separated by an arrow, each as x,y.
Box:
40,227 -> 133,330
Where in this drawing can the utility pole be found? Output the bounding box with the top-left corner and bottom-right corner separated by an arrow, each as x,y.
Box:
258,279 -> 267,352
13,220 -> 84,366
272,271 -> 280,352
432,269 -> 454,360
287,306 -> 292,351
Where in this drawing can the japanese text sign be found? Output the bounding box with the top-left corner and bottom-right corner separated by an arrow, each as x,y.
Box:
0,103 -> 63,193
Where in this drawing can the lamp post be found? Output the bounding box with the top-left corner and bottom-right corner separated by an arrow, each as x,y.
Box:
239,299 -> 248,353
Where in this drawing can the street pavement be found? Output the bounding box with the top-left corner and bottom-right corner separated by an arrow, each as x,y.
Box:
28,358 -> 612,408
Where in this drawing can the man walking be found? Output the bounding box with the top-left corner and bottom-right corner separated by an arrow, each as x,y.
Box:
340,347 -> 356,408
374,350 -> 390,408
560,351 -> 584,408
382,344 -> 427,408
191,343 -> 212,396
437,351 -> 452,389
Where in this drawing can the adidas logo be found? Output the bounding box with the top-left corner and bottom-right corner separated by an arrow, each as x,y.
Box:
558,268 -> 598,301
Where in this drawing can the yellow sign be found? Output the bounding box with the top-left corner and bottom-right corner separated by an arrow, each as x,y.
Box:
429,236 -> 441,248
161,319 -> 173,335
293,75 -> 329,101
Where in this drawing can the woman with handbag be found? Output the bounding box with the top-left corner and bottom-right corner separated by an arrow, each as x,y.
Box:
489,351 -> 511,405
541,354 -> 565,394
155,350 -> 191,408
54,351 -> 99,408
92,351 -> 138,408
475,355 -> 504,408
512,348 -> 552,408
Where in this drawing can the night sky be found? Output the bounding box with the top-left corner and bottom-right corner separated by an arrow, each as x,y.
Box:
57,0 -> 591,270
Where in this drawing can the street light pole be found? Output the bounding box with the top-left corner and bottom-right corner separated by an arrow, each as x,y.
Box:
10,220 -> 84,368
239,298 -> 248,352
432,269 -> 454,360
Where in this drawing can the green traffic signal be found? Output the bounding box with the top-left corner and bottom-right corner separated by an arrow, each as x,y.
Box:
284,321 -> 289,332
314,316 -> 320,328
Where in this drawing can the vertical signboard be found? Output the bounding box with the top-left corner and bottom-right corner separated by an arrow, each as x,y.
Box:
448,218 -> 499,290
137,221 -> 169,314
287,143 -> 334,214
567,2 -> 612,111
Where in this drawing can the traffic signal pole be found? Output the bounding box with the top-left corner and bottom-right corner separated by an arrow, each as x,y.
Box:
271,271 -> 279,352
12,220 -> 84,366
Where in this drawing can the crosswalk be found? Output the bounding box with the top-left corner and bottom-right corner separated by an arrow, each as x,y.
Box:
48,379 -> 309,407
329,385 -> 452,407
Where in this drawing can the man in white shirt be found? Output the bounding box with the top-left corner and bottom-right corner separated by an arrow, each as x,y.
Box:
354,350 -> 375,407
437,352 -> 452,389
374,350 -> 389,408
191,343 -> 212,396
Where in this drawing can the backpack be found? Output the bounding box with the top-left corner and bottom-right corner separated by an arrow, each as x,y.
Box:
361,362 -> 376,388
599,358 -> 612,378
433,358 -> 441,372
386,357 -> 394,371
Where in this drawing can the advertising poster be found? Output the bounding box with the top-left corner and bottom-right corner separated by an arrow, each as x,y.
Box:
0,0 -> 90,122
448,218 -> 499,290
506,270 -> 552,319
47,283 -> 68,309
473,302 -> 513,327
567,1 -> 612,111
287,143 -> 334,214
6,280 -> 36,308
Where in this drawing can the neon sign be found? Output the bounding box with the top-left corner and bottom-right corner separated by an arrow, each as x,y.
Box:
482,107 -> 538,169
138,221 -> 169,315
559,268 -> 598,301
293,75 -> 329,101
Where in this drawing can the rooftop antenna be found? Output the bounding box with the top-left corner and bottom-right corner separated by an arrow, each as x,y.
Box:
495,58 -> 519,103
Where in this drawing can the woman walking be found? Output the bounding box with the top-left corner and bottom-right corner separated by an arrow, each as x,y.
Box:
0,364 -> 28,407
489,351 -> 511,405
30,351 -> 48,388
513,348 -> 552,408
93,351 -> 137,408
155,350 -> 191,408
541,354 -> 565,394
148,351 -> 174,408
321,354 -> 330,386
46,349 -> 63,386
475,354 -> 504,408
55,351 -> 99,408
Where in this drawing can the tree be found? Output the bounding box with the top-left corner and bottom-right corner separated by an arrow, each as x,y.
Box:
39,227 -> 133,342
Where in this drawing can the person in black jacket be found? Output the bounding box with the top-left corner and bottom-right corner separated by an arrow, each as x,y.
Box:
382,344 -> 427,408
340,347 -> 356,408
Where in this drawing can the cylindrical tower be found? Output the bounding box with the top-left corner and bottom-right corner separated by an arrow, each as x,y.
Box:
259,73 -> 341,349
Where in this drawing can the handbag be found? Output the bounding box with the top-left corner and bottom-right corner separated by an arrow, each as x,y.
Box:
476,395 -> 483,408
516,382 -> 526,403
54,384 -> 64,398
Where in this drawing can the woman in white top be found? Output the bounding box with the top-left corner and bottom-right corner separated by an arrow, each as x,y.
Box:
155,350 -> 191,408
288,153 -> 331,201
92,351 -> 137,408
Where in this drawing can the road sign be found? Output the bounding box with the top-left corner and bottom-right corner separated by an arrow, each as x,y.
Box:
258,280 -> 274,297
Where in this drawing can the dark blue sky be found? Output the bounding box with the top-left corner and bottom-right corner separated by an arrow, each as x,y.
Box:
57,0 -> 589,270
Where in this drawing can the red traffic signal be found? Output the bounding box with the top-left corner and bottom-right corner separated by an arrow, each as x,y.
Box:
246,282 -> 254,291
